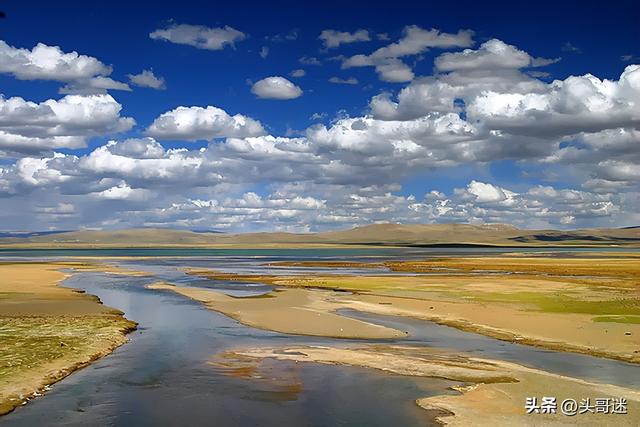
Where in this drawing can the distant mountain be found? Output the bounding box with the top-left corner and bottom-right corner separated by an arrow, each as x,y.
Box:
0,223 -> 638,248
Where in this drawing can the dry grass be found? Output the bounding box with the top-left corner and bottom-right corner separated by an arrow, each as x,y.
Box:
0,262 -> 136,415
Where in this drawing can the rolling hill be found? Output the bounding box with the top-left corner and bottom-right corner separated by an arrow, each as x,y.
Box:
0,223 -> 638,248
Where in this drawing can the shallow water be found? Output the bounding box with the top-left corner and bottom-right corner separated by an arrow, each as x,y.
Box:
340,309 -> 640,389
2,250 -> 639,426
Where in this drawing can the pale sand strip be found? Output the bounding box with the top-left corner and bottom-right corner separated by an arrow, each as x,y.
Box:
148,283 -> 406,339
228,345 -> 640,426
339,293 -> 640,364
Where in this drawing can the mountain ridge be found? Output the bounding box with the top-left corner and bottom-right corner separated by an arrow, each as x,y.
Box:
0,223 -> 638,248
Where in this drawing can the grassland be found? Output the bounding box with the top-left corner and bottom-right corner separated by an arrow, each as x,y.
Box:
0,262 -> 136,415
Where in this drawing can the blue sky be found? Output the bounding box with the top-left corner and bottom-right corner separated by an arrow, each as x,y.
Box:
0,1 -> 639,231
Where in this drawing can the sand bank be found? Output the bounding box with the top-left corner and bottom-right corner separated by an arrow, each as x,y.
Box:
185,259 -> 640,363
147,282 -> 405,339
225,345 -> 640,426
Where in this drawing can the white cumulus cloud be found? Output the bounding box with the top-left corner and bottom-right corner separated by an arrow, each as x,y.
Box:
0,93 -> 134,156
146,106 -> 265,141
435,39 -> 559,72
0,40 -> 130,94
128,69 -> 166,89
251,76 -> 303,100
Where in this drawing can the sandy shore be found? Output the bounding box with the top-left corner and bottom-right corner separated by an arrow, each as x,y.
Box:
225,344 -> 640,426
0,262 -> 136,415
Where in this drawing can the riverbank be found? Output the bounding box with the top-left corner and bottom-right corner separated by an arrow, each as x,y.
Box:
223,344 -> 640,426
0,262 -> 136,415
184,253 -> 640,363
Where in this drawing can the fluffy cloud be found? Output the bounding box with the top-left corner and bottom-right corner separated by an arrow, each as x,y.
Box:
149,24 -> 246,50
465,180 -> 513,203
0,40 -> 109,81
319,29 -> 370,49
342,26 -> 474,82
6,148 -> 628,230
77,141 -> 214,186
128,69 -> 166,89
435,39 -> 559,71
146,106 -> 265,141
0,93 -> 134,156
107,137 -> 166,159
251,76 -> 303,100
1,126 -> 635,230
0,40 -> 130,93
367,26 -> 473,60
429,181 -> 621,227
369,51 -> 640,142
92,182 -> 150,201
468,64 -> 640,137
290,69 -> 306,77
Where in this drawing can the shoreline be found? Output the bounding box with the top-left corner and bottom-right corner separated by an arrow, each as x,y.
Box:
0,262 -> 137,415
1,317 -> 136,416
222,345 -> 640,426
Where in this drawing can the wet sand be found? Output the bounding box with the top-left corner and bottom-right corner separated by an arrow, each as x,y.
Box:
148,282 -> 405,339
226,345 -> 640,426
0,262 -> 136,415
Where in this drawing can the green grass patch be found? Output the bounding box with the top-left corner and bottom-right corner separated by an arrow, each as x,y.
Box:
591,315 -> 640,324
449,291 -> 640,316
0,316 -> 133,380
